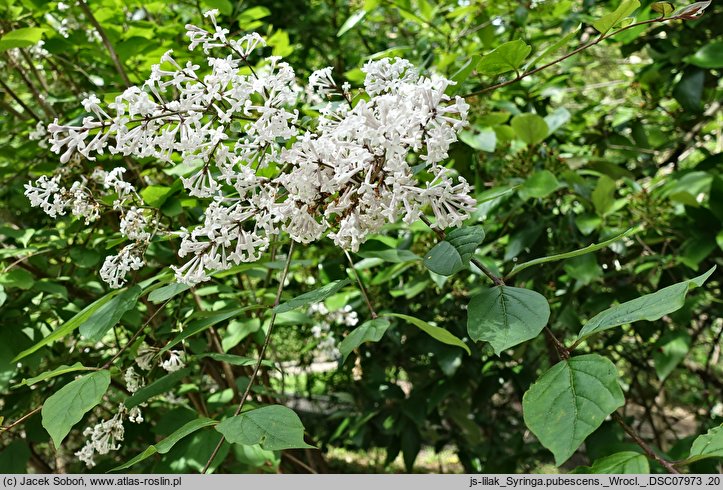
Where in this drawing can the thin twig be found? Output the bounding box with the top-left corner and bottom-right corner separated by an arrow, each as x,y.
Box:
0,77 -> 40,121
343,249 -> 377,319
192,290 -> 241,403
612,412 -> 680,474
77,0 -> 131,88
419,215 -> 505,286
0,406 -> 42,434
464,15 -> 694,99
101,298 -> 172,369
201,241 -> 296,474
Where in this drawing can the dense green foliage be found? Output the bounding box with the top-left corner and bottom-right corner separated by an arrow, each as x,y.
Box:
1,0 -> 722,475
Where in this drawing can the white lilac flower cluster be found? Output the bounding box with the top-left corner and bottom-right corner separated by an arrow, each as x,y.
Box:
307,303 -> 359,359
28,9 -> 475,288
135,344 -> 186,373
75,368 -> 144,468
25,165 -> 157,289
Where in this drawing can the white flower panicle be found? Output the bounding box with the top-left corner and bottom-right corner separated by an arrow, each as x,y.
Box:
29,11 -> 476,288
307,303 -> 359,359
75,403 -> 142,468
124,367 -> 144,394
160,350 -> 185,373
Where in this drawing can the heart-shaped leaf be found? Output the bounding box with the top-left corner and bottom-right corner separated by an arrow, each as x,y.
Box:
522,354 -> 625,465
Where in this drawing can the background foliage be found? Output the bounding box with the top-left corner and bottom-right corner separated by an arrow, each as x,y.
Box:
1,0 -> 721,474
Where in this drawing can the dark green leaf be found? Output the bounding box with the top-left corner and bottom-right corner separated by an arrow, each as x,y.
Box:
147,282 -> 190,303
511,114 -> 549,145
592,0 -> 640,34
215,405 -> 314,450
423,226 -> 485,276
42,370 -> 111,447
13,363 -> 93,388
685,425 -> 723,463
273,279 -> 351,313
13,289 -> 124,362
385,313 -> 470,355
338,318 -> 390,363
519,170 -> 560,200
522,354 -> 625,465
590,451 -> 649,473
477,40 -> 532,76
577,266 -> 715,340
467,286 -> 550,354
686,42 -> 723,69
79,285 -> 142,342
111,418 -> 216,471
125,368 -> 191,409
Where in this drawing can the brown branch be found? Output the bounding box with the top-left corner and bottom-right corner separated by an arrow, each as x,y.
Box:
0,77 -> 40,121
612,412 -> 680,474
101,298 -> 171,369
464,15 -> 695,98
0,406 -> 42,434
4,52 -> 56,118
343,249 -> 377,319
192,290 -> 241,403
77,0 -> 131,88
419,214 -> 505,286
201,241 -> 296,473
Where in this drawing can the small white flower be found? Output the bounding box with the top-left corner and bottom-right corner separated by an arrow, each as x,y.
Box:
160,350 -> 185,372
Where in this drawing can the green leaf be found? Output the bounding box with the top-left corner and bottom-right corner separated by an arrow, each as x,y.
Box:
459,129 -> 496,152
337,10 -> 367,37
477,40 -> 532,76
673,69 -> 704,112
592,0 -> 640,34
79,285 -> 142,342
423,226 -> 485,276
215,405 -> 314,451
522,354 -> 625,465
467,286 -> 550,355
13,363 -> 93,388
197,353 -> 273,368
125,368 -> 191,409
511,114 -> 549,146
338,318 -> 390,363
577,266 -> 716,340
544,107 -> 571,134
384,313 -> 470,355
0,440 -> 30,472
201,0 -> 233,16
148,282 -> 190,303
686,42 -> 723,69
653,331 -> 691,380
590,451 -> 650,473
526,27 -> 580,70
273,279 -> 351,313
356,248 -> 419,263
0,268 -> 34,290
508,228 -> 638,278
140,185 -> 172,208
592,175 -> 616,217
651,2 -> 675,16
41,370 -> 111,448
685,425 -> 723,463
13,289 -> 124,362
237,6 -> 271,28
450,55 -> 481,94
158,307 -> 257,356
519,170 -> 560,200
111,418 -> 216,471
0,27 -> 44,52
